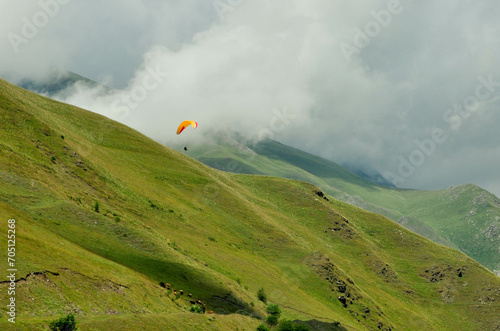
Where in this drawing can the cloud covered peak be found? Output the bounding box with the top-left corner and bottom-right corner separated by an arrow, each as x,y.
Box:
2,0 -> 500,196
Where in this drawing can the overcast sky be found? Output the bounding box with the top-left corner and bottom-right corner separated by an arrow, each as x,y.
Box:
1,0 -> 499,197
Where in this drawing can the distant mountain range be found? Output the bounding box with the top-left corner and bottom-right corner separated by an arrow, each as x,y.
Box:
183,136 -> 500,276
17,71 -> 500,275
2,77 -> 499,330
18,70 -> 110,96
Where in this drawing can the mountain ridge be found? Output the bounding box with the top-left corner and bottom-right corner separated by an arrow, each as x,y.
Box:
185,137 -> 500,275
1,77 -> 499,330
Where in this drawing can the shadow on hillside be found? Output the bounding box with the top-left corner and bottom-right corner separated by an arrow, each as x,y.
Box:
99,250 -> 259,316
209,292 -> 263,318
293,319 -> 347,331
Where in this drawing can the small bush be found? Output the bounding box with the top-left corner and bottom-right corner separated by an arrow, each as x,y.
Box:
277,320 -> 310,331
93,201 -> 99,213
49,313 -> 77,331
266,315 -> 279,326
257,287 -> 267,304
257,324 -> 270,331
294,324 -> 310,331
277,319 -> 295,331
189,305 -> 204,314
265,303 -> 281,317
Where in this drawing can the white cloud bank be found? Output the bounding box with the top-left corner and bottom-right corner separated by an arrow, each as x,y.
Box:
1,0 -> 499,196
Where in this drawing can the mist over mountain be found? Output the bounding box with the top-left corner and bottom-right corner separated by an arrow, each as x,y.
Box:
1,0 -> 500,197
340,164 -> 395,187
2,2 -> 500,329
17,71 -> 397,188
2,76 -> 500,330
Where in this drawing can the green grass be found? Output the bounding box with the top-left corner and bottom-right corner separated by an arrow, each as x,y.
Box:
0,78 -> 499,330
186,137 -> 500,275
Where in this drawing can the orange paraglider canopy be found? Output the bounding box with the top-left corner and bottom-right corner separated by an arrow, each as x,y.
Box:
176,120 -> 198,135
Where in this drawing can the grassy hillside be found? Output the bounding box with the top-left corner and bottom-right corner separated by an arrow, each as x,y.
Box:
186,138 -> 500,276
1,78 -> 499,330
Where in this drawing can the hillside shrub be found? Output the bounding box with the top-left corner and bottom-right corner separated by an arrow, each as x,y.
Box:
189,305 -> 204,314
49,313 -> 77,331
266,315 -> 279,326
257,287 -> 267,304
293,324 -> 310,331
277,319 -> 295,331
257,324 -> 270,331
265,303 -> 281,317
277,319 -> 310,331
93,201 -> 99,213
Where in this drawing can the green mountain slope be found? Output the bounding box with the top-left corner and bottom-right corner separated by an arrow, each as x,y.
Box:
1,78 -> 499,330
185,138 -> 500,275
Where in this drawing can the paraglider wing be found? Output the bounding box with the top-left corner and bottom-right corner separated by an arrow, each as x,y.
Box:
176,120 -> 198,135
